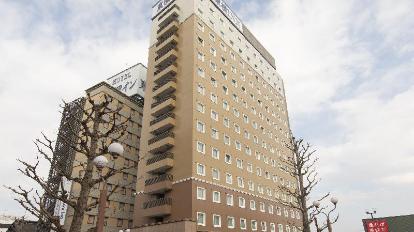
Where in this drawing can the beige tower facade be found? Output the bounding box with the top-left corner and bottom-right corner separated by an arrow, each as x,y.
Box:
61,82 -> 144,232
134,0 -> 302,231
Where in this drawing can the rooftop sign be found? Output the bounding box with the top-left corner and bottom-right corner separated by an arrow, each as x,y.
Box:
107,64 -> 147,97
211,0 -> 243,32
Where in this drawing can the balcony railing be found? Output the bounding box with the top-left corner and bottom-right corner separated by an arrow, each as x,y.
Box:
145,174 -> 173,186
154,62 -> 177,77
156,31 -> 177,47
157,13 -> 178,34
153,78 -> 176,92
150,112 -> 175,126
155,47 -> 177,62
151,94 -> 176,109
146,152 -> 174,165
148,130 -> 174,145
143,198 -> 172,209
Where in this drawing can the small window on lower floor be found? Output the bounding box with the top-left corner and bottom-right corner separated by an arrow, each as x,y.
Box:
197,212 -> 206,226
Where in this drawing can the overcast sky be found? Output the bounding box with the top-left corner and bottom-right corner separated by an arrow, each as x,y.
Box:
0,0 -> 413,231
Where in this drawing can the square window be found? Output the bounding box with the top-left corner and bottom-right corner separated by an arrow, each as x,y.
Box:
211,110 -> 219,121
197,163 -> 205,176
197,187 -> 206,200
224,154 -> 232,164
226,173 -> 232,184
212,168 -> 220,180
226,194 -> 234,206
213,214 -> 221,228
251,220 -> 258,231
197,102 -> 205,113
212,148 -> 220,159
212,191 -> 221,203
250,200 -> 256,210
197,212 -> 206,226
240,218 -> 247,230
239,197 -> 246,208
196,121 -> 205,133
227,216 -> 235,229
196,141 -> 205,154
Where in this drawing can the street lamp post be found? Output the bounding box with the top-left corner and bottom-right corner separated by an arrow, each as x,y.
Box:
93,142 -> 124,232
313,197 -> 339,232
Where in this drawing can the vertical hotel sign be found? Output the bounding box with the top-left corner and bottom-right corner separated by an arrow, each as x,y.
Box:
153,0 -> 175,18
211,0 -> 243,32
363,219 -> 389,232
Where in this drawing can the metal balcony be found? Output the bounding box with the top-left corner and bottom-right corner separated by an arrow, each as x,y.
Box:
153,80 -> 176,99
153,65 -> 177,85
155,48 -> 178,68
157,12 -> 179,35
144,174 -> 173,194
142,198 -> 172,217
156,30 -> 178,47
151,95 -> 176,117
149,113 -> 175,135
156,34 -> 178,55
148,131 -> 175,154
146,153 -> 174,174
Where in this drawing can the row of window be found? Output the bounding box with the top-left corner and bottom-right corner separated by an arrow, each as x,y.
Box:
196,186 -> 301,219
196,212 -> 301,232
196,0 -> 283,93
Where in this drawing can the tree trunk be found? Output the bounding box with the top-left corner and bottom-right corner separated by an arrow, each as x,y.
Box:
69,112 -> 100,232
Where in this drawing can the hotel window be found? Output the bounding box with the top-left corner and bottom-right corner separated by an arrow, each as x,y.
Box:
269,205 -> 274,214
226,194 -> 234,206
224,135 -> 231,145
247,163 -> 253,173
226,173 -> 233,184
221,56 -> 227,65
277,207 -> 282,216
211,110 -> 218,121
197,83 -> 205,95
212,147 -> 220,159
245,146 -> 252,155
237,177 -> 244,188
233,108 -> 240,117
196,141 -> 205,154
224,153 -> 232,164
286,225 -> 291,232
212,191 -> 221,203
292,226 -> 297,232
222,85 -> 229,95
243,114 -> 249,123
197,21 -> 204,31
197,212 -> 206,226
211,128 -> 219,139
250,200 -> 256,210
278,224 -> 284,232
212,168 -> 220,180
284,208 -> 289,217
236,159 -> 243,169
220,42 -> 227,51
213,214 -> 221,228
210,61 -> 217,71
291,209 -> 295,218
222,70 -> 227,80
197,102 -> 205,113
259,202 -> 265,212
235,141 -> 241,150
270,223 -> 276,232
211,77 -> 218,87
197,51 -> 205,62
197,36 -> 204,46
197,163 -> 205,176
238,197 -> 246,208
234,124 -> 240,134
196,67 -> 204,78
197,187 -> 206,200
227,216 -> 235,229
223,100 -> 229,111
251,220 -> 258,231
261,222 -> 267,231
209,33 -> 215,41
223,117 -> 230,127
296,211 -> 301,219
248,181 -> 254,191
210,47 -> 217,56
210,93 -> 218,103
196,121 -> 205,133
256,167 -> 262,176
240,218 -> 247,230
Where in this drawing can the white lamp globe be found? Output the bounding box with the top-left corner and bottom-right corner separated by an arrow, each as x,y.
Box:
313,201 -> 321,208
108,142 -> 124,159
93,155 -> 109,170
331,197 -> 339,205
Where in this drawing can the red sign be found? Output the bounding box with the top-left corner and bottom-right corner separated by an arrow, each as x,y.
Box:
364,220 -> 389,232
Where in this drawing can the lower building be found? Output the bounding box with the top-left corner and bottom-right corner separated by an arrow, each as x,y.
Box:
47,82 -> 144,232
362,214 -> 414,232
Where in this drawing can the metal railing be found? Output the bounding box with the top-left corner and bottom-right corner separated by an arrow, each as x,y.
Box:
143,198 -> 172,209
148,130 -> 174,145
146,152 -> 174,165
151,94 -> 176,109
145,174 -> 173,186
150,112 -> 175,126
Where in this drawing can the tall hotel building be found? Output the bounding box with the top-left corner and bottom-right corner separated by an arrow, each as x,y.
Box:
133,0 -> 302,231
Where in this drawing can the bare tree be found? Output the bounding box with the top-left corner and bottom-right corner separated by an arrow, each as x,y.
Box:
279,137 -> 338,232
6,93 -> 139,232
